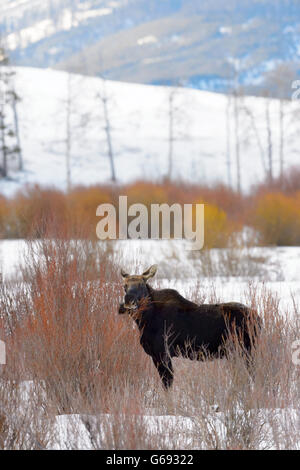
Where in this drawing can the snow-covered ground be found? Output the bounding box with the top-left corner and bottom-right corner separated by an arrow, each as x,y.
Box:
14,380 -> 299,449
1,67 -> 299,197
51,408 -> 299,450
1,239 -> 300,315
1,239 -> 299,449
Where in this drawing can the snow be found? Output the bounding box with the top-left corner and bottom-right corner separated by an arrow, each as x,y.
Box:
1,239 -> 300,316
76,8 -> 113,21
11,381 -> 299,450
1,240 -> 299,450
0,66 -> 299,197
51,413 -> 195,450
137,35 -> 158,46
0,64 -> 299,450
2,4 -> 113,50
220,26 -> 232,35
49,408 -> 299,450
6,20 -> 56,50
0,0 -> 123,52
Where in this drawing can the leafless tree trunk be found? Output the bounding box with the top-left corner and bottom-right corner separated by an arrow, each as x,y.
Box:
165,85 -> 186,181
0,104 -> 7,178
98,80 -> 116,183
0,47 -> 8,177
167,88 -> 175,180
262,64 -> 295,180
233,92 -> 241,193
225,95 -> 232,188
62,72 -> 89,192
11,90 -> 23,171
0,41 -> 23,178
242,105 -> 267,176
279,99 -> 285,178
65,73 -> 72,192
265,98 -> 273,182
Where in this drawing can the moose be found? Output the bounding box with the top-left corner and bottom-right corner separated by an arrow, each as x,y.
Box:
118,265 -> 261,389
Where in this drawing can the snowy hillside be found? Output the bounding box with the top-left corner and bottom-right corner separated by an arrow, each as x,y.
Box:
0,0 -> 180,69
1,1 -> 300,93
1,66 -> 300,197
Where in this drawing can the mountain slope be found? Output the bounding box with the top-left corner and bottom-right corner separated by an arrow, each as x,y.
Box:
1,1 -> 300,94
59,3 -> 300,94
0,67 -> 299,197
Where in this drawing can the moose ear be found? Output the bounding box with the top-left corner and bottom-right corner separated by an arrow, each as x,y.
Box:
121,268 -> 130,279
142,265 -> 158,280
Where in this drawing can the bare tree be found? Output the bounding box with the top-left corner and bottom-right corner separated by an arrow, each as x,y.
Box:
233,90 -> 242,193
65,72 -> 72,192
97,78 -> 117,183
81,51 -> 117,183
0,40 -> 22,178
225,95 -> 232,188
55,70 -> 89,192
264,95 -> 273,183
165,83 -> 187,181
272,64 -> 294,178
10,88 -> 22,171
61,70 -> 96,192
263,64 -> 295,178
228,58 -> 243,193
0,99 -> 8,178
167,87 -> 176,180
241,104 -> 267,176
278,98 -> 285,177
0,46 -> 10,178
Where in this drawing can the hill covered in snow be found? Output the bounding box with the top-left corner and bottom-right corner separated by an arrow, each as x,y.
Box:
1,1 -> 300,94
0,66 -> 299,197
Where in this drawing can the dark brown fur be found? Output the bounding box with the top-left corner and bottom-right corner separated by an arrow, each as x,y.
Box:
119,266 -> 261,389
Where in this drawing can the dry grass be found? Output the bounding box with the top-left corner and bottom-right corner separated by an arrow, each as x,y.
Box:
165,284 -> 300,450
0,234 -> 299,449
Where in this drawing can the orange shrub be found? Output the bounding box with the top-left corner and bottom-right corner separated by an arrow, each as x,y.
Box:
2,179 -> 300,246
7,185 -> 67,238
67,186 -> 113,238
201,202 -> 233,248
254,165 -> 300,197
4,238 -> 153,414
125,183 -> 237,246
125,181 -> 168,206
253,192 -> 300,246
0,196 -> 9,238
196,185 -> 247,224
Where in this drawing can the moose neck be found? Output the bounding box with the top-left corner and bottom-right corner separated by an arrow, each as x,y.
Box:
129,284 -> 154,330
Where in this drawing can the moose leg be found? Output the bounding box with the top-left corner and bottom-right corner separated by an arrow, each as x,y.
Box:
152,355 -> 174,389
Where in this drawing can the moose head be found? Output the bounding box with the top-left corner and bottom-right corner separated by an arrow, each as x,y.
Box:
119,265 -> 158,314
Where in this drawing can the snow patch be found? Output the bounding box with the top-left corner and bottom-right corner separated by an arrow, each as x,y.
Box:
76,8 -> 113,21
220,26 -> 232,35
137,35 -> 158,46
